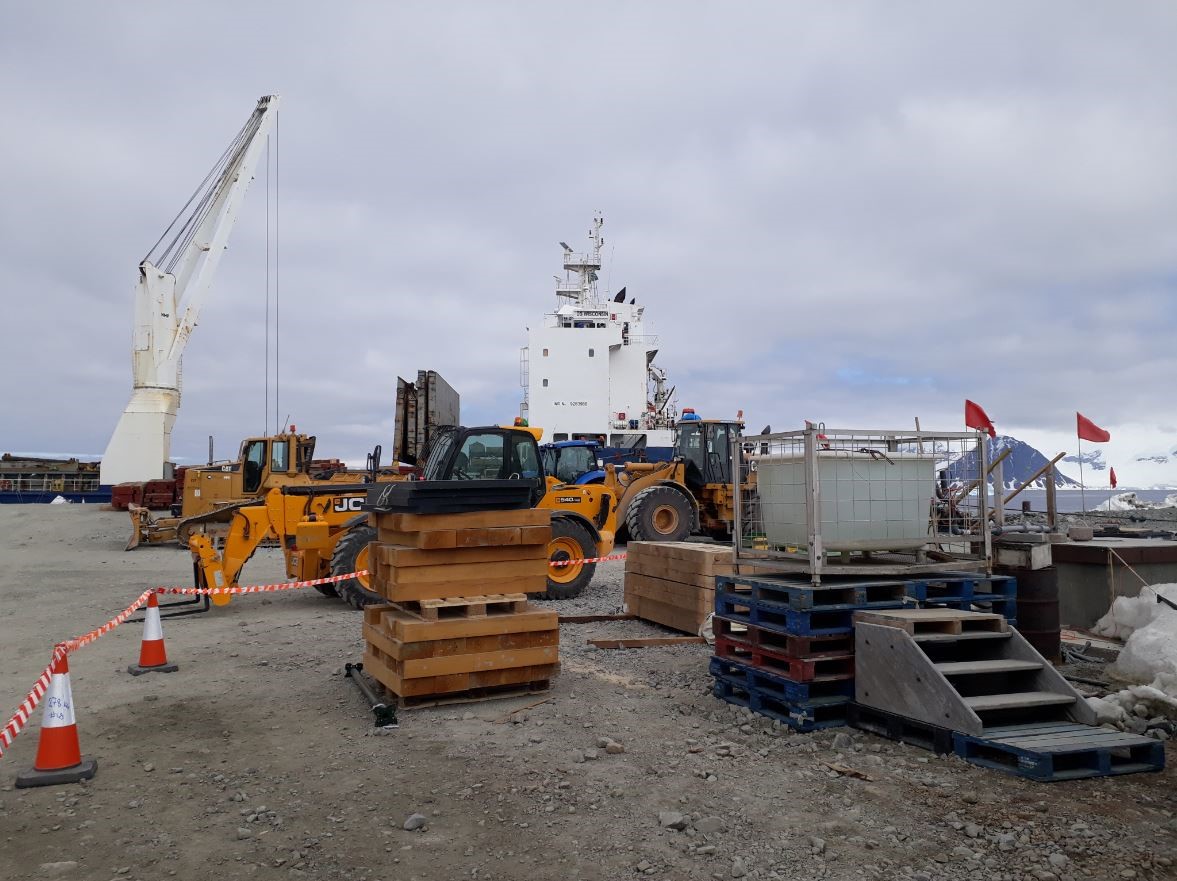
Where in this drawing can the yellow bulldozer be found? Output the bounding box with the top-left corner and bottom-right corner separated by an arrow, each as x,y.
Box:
599,414 -> 746,543
125,430 -> 407,550
189,423 -> 619,607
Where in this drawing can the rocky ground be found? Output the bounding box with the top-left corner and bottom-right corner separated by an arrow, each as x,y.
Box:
1,506 -> 1175,881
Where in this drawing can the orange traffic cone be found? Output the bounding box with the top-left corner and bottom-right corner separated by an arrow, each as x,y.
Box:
16,652 -> 97,788
127,592 -> 179,676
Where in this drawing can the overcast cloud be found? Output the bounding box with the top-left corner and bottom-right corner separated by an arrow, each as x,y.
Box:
2,3 -> 1175,485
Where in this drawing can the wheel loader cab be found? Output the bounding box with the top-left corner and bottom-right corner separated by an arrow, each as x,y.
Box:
676,420 -> 737,490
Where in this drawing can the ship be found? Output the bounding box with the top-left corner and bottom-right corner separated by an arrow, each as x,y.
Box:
519,215 -> 679,461
0,453 -> 111,504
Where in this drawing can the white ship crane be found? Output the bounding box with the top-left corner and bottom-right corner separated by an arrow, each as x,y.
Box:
100,95 -> 280,486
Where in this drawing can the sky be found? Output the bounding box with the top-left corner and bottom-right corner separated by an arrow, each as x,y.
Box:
2,3 -> 1175,486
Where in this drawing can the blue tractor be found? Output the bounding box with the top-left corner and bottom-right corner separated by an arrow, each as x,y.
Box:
539,439 -> 606,486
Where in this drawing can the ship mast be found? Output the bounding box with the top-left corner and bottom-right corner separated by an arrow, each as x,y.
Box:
556,214 -> 604,305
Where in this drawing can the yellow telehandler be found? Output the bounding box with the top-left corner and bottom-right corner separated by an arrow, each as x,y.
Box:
188,424 -> 619,607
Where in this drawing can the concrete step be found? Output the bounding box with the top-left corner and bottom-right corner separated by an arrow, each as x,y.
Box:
964,692 -> 1076,712
936,659 -> 1043,676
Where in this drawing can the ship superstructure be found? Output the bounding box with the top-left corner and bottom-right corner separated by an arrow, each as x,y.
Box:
519,216 -> 678,453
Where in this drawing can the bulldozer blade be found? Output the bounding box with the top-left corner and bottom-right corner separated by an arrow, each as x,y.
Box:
125,505 -> 150,551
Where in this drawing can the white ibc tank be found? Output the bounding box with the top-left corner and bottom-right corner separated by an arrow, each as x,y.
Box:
756,450 -> 937,551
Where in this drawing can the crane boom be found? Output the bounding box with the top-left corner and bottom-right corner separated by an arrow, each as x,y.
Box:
101,95 -> 280,486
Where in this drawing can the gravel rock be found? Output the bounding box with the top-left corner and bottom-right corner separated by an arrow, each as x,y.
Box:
402,813 -> 428,831
730,856 -> 748,878
695,816 -> 725,835
38,863 -> 79,876
832,732 -> 854,751
236,827 -> 252,840
658,811 -> 689,830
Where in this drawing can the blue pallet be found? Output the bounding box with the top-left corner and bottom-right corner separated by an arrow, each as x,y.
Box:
715,574 -> 908,610
712,678 -> 849,732
904,574 -> 1017,603
709,656 -> 856,702
953,723 -> 1165,782
714,590 -> 860,636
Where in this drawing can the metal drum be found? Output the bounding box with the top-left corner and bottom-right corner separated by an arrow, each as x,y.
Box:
1009,567 -> 1061,663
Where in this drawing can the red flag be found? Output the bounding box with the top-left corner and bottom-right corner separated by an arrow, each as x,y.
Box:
1076,412 -> 1111,443
964,400 -> 996,438
1110,467 -> 1118,489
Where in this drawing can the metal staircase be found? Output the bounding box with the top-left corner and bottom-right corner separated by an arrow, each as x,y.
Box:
852,609 -> 1163,781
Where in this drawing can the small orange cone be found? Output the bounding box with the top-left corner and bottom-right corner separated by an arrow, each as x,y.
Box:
127,592 -> 179,676
16,652 -> 97,787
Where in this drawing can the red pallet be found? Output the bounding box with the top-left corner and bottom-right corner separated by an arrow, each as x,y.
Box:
714,633 -> 855,682
713,616 -> 854,658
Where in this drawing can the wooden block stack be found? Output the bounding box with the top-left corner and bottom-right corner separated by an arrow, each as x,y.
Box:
361,508 -> 558,705
624,541 -> 736,634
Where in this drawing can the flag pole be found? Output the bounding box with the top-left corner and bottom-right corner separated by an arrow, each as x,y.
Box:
1077,435 -> 1086,512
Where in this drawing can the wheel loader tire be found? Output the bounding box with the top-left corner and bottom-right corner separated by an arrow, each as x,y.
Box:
625,485 -> 692,543
540,518 -> 597,601
330,525 -> 380,609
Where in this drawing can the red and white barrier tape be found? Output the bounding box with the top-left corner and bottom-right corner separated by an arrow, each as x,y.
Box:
0,571 -> 370,759
2,551 -> 629,758
549,553 -> 628,567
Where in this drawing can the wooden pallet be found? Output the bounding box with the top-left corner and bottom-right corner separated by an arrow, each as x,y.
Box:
374,543 -> 548,567
711,617 -> 855,658
363,621 -> 558,661
713,633 -> 854,681
394,593 -> 530,620
852,608 -> 1007,637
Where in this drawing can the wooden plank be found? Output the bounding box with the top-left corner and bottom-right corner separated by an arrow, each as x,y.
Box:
365,637 -> 558,678
629,595 -> 705,634
379,574 -> 549,603
588,637 -> 706,649
376,543 -> 548,567
363,622 -> 558,661
375,525 -> 550,549
625,559 -> 719,589
625,542 -> 732,573
558,613 -> 637,623
366,604 -> 558,641
377,558 -> 548,586
362,647 -> 557,695
624,573 -> 714,610
373,509 -> 552,532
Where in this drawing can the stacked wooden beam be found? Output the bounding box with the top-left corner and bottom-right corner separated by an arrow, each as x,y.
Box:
623,542 -> 735,634
361,508 -> 558,705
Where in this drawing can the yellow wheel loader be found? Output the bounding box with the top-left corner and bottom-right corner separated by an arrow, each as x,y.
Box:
600,416 -> 744,543
189,424 -> 618,607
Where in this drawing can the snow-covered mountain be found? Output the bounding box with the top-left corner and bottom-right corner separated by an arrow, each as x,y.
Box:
1063,449 -> 1106,472
944,435 -> 1081,489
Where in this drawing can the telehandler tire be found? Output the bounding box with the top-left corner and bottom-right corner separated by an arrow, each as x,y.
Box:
541,517 -> 597,600
625,485 -> 692,543
331,525 -> 381,608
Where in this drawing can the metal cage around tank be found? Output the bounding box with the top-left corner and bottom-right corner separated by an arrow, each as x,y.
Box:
731,425 -> 994,584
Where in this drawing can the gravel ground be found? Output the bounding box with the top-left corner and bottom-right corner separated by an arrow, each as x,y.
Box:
1,506 -> 1175,881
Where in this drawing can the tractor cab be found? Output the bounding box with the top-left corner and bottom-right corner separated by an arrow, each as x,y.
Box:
540,440 -> 603,487
420,425 -> 548,507
674,411 -> 741,492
